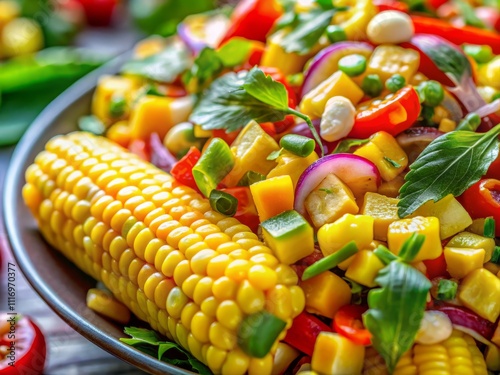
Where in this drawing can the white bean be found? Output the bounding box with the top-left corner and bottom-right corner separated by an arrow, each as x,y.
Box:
415,310 -> 453,345
367,11 -> 414,45
320,96 -> 356,142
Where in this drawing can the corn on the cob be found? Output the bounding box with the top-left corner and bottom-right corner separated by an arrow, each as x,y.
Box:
23,132 -> 305,375
362,330 -> 488,375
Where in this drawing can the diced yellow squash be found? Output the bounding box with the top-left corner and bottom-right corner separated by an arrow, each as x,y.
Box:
377,174 -> 405,198
261,210 -> 314,265
222,121 -> 280,187
311,332 -> 365,375
448,231 -> 495,263
444,247 -> 485,279
299,71 -> 364,118
261,29 -> 312,76
272,343 -> 301,375
360,192 -> 400,241
345,250 -> 385,287
129,95 -> 193,140
304,174 -> 359,229
92,75 -> 141,124
250,175 -> 294,222
438,118 -> 457,133
478,56 -> 500,90
133,35 -> 166,59
467,218 -> 488,236
106,121 -> 132,148
354,131 -> 408,182
267,150 -> 319,189
413,194 -> 473,239
458,268 -> 500,323
193,125 -> 213,138
388,216 -> 442,262
317,214 -> 374,270
300,272 -> 351,318
365,45 -> 420,83
485,344 -> 500,372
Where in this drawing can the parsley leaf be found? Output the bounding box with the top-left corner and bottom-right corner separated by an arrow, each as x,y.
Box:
242,68 -> 289,110
333,138 -> 370,153
121,41 -> 191,82
363,261 -> 431,373
121,327 -> 211,375
398,124 -> 500,217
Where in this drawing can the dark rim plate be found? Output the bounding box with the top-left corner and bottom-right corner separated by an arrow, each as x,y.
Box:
2,53 -> 194,375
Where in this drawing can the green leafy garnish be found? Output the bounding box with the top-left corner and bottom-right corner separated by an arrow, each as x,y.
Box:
383,156 -> 402,169
398,124 -> 500,218
363,235 -> 431,373
454,0 -> 486,28
267,149 -> 283,161
78,115 -> 106,136
423,42 -> 471,84
121,41 -> 191,82
190,67 -> 323,154
333,138 -> 370,153
319,188 -> 333,194
121,327 -> 211,375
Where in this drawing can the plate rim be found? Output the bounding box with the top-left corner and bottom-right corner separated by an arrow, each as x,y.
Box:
2,52 -> 195,375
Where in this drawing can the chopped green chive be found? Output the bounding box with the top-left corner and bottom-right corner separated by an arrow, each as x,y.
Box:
383,156 -> 402,168
338,54 -> 367,77
491,246 -> 500,264
319,188 -> 334,194
374,245 -> 398,265
325,25 -> 347,44
238,311 -> 286,358
437,279 -> 458,301
209,190 -> 238,216
484,217 -> 496,238
109,95 -> 127,118
398,233 -> 426,263
302,241 -> 358,281
279,134 -> 315,157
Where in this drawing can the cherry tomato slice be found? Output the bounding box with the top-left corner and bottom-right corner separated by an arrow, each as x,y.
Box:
284,312 -> 332,356
333,304 -> 372,346
348,86 -> 421,139
170,147 -> 201,191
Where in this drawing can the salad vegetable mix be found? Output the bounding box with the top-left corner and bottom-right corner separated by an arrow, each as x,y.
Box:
21,0 -> 500,374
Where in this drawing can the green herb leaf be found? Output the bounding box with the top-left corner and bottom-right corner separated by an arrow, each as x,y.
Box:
237,171 -> 266,186
319,188 -> 333,194
422,42 -> 471,84
316,0 -> 336,9
363,261 -> 431,373
121,327 -> 211,375
384,156 -> 402,168
121,41 -> 191,82
217,38 -> 253,67
278,9 -> 336,55
454,0 -> 486,28
398,125 -> 500,217
333,138 -> 371,153
242,68 -> 289,110
267,149 -> 283,161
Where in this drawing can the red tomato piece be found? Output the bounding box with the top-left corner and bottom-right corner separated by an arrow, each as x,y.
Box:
128,139 -> 150,162
423,252 -> 449,279
213,129 -> 240,145
284,312 -> 332,356
76,0 -> 118,27
373,0 -> 409,13
333,304 -> 372,346
0,314 -> 46,375
459,179 -> 500,237
170,147 -> 201,191
348,86 -> 421,139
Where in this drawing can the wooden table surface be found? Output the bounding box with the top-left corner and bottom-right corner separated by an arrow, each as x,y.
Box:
0,22 -> 149,375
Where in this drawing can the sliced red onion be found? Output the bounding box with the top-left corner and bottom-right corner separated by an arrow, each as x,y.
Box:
149,133 -> 178,173
294,153 -> 381,216
396,127 -> 443,163
301,42 -> 374,98
177,13 -> 230,54
475,99 -> 500,118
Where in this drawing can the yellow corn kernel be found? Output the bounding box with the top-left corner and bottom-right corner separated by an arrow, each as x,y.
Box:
249,354 -> 273,375
317,214 -> 374,269
86,288 -> 131,324
413,195 -> 472,240
444,247 -> 485,279
354,131 -> 408,182
458,268 -> 500,323
299,71 -> 364,118
300,272 -> 351,319
236,280 -> 266,315
311,332 -> 365,374
439,118 -> 457,133
365,45 -> 420,84
191,311 -> 214,343
221,348 -> 250,375
345,250 -> 385,287
250,175 -> 294,222
248,265 -> 278,290
447,231 -> 495,263
360,192 -> 400,241
388,216 -> 442,262
267,151 -> 318,189
216,300 -> 243,331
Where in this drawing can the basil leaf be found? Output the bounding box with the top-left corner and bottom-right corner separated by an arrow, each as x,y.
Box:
363,261 -> 431,373
121,41 -> 191,82
422,42 -> 471,84
398,124 -> 500,217
278,9 -> 336,55
243,67 -> 289,110
190,70 -> 287,132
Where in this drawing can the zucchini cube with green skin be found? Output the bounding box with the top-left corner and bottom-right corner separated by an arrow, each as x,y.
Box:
261,210 -> 314,265
447,231 -> 495,263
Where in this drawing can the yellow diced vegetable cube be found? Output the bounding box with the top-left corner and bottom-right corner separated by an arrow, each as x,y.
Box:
304,173 -> 359,229
272,343 -> 300,375
267,150 -> 318,189
345,249 -> 385,287
413,194 -> 472,239
478,56 -> 500,90
223,121 -> 280,187
438,118 -> 457,133
193,125 -> 213,138
484,262 -> 500,275
311,332 -> 365,375
485,344 -> 500,372
365,45 -> 420,83
317,214 -> 374,269
262,210 -> 314,265
377,174 -> 405,198
360,192 -> 400,241
388,216 -> 442,262
444,247 -> 485,279
133,36 -> 166,59
458,268 -> 500,323
448,231 -> 495,263
300,272 -> 351,318
354,131 -> 408,182
250,175 -> 294,222
299,71 -> 364,118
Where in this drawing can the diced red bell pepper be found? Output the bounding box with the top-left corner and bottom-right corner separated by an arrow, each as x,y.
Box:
348,86 -> 421,139
459,178 -> 500,237
411,16 -> 500,55
76,0 -> 118,27
333,304 -> 372,346
170,147 -> 201,191
486,154 -> 500,180
373,0 -> 409,13
213,129 -> 241,145
423,252 -> 449,279
284,312 -> 332,356
219,0 -> 283,45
